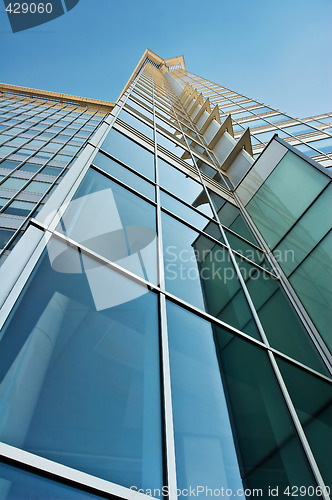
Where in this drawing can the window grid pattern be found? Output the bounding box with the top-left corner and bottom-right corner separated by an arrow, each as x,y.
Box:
0,62 -> 330,500
0,92 -> 106,261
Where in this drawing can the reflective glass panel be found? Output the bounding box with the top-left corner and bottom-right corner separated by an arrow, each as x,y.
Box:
0,462 -> 105,500
93,151 -> 155,200
162,213 -> 260,338
246,151 -> 329,248
274,185 -> 332,275
289,232 -> 332,352
117,109 -> 154,139
276,357 -> 332,487
167,302 -> 316,495
236,257 -> 329,375
56,168 -> 158,285
0,237 -> 162,491
101,128 -> 155,181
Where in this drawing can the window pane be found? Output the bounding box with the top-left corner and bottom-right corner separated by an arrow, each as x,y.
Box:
0,462 -> 105,500
167,301 -> 316,493
1,177 -> 26,190
24,181 -> 50,194
56,168 -> 158,285
236,257 -> 329,375
276,356 -> 332,487
0,237 -> 162,491
93,151 -> 155,200
162,213 -> 260,339
274,185 -> 332,275
246,151 -> 329,248
289,232 -> 332,352
118,109 -> 154,139
101,128 -> 155,181
158,158 -> 212,217
4,199 -> 35,217
0,228 -> 15,248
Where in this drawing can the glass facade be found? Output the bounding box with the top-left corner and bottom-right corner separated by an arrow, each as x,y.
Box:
0,52 -> 331,499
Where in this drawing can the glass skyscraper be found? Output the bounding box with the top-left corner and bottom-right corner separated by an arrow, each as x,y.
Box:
0,49 -> 331,499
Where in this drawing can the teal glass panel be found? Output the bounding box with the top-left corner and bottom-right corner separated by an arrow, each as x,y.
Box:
276,357 -> 332,487
289,232 -> 332,352
56,168 -> 158,285
167,301 -> 316,494
212,196 -> 259,246
274,185 -> 332,275
167,301 -> 243,494
126,98 -> 154,121
0,462 -> 105,500
236,257 -> 329,375
100,128 -> 155,181
162,213 -> 260,339
117,109 -> 154,139
0,237 -> 162,492
246,151 -> 329,248
93,151 -> 155,200
160,190 -> 213,231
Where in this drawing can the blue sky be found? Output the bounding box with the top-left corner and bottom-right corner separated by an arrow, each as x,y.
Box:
1,0 -> 331,118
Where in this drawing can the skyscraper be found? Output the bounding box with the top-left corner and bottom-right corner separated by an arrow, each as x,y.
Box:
0,49 -> 331,499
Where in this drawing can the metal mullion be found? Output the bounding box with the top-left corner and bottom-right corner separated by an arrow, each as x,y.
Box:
151,75 -> 178,500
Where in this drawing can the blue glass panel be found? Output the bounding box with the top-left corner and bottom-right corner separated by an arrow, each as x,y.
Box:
0,462 -> 104,499
167,301 -> 316,494
0,238 -> 162,492
56,168 -> 158,285
101,128 -> 155,181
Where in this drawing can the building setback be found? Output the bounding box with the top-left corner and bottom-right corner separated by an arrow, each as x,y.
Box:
0,49 -> 331,499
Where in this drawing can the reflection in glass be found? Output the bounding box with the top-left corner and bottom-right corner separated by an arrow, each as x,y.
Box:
93,151 -> 155,200
246,151 -> 329,248
289,232 -> 332,352
55,168 -> 158,285
276,357 -> 332,487
236,257 -> 329,375
0,237 -> 162,492
101,128 -> 155,181
162,213 -> 260,339
167,301 -> 316,495
158,158 -> 212,217
0,462 -> 103,500
117,109 -> 154,139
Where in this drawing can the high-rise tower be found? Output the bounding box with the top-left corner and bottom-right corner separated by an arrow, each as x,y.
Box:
0,50 -> 331,499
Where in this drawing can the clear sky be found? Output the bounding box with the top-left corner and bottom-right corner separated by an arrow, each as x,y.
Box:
1,0 -> 331,119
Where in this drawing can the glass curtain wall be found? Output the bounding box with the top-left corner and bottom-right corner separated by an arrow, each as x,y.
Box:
0,62 -> 331,500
